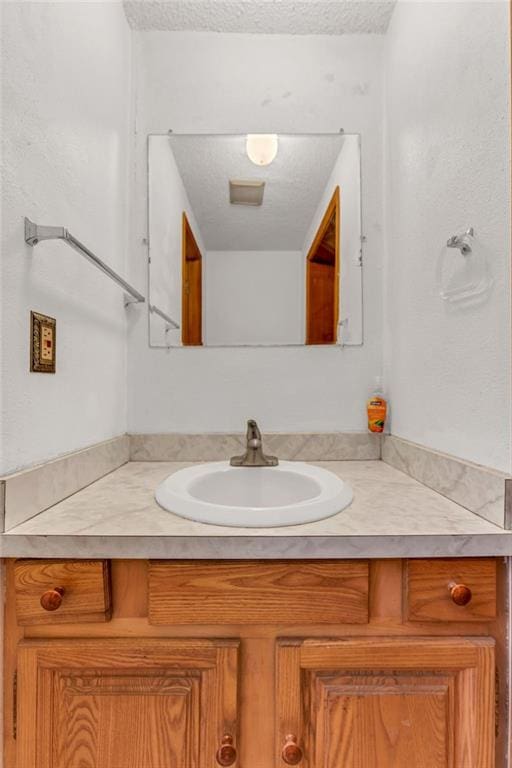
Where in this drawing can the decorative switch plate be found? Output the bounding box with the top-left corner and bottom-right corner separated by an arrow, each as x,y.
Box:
30,311 -> 56,373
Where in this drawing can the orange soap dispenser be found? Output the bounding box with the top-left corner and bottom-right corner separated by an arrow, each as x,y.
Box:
367,376 -> 387,433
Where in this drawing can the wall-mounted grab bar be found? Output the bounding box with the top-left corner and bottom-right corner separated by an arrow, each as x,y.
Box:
149,304 -> 180,329
24,217 -> 145,304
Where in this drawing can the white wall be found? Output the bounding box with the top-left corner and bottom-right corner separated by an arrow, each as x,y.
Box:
204,250 -> 304,346
1,4 -> 509,473
128,32 -> 385,433
303,134 -> 363,344
0,2 -> 133,473
384,1 -> 511,472
148,136 -> 205,346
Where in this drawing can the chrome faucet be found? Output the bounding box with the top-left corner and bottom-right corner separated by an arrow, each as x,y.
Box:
230,420 -> 279,467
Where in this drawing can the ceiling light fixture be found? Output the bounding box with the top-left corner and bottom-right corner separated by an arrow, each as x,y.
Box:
246,134 -> 278,166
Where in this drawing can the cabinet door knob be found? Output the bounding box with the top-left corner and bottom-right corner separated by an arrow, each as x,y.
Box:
448,581 -> 472,606
282,734 -> 303,765
40,586 -> 65,611
216,734 -> 237,766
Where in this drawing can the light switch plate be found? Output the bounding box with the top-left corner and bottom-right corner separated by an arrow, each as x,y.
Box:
30,311 -> 56,373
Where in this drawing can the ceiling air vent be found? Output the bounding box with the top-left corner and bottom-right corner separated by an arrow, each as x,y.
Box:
229,179 -> 265,206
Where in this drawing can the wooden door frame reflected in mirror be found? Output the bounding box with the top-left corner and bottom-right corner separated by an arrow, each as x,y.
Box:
305,186 -> 340,345
181,212 -> 203,346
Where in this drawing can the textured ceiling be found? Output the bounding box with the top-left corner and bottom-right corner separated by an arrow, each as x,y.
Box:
166,134 -> 345,250
124,1 -> 396,34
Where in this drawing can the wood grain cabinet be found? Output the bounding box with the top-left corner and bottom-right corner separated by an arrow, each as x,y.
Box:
406,558 -> 497,622
148,560 -> 370,625
16,638 -> 239,768
14,559 -> 112,625
276,637 -> 495,767
4,558 -> 503,768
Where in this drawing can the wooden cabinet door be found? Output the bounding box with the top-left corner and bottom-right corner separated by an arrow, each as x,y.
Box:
17,638 -> 239,768
276,637 -> 495,768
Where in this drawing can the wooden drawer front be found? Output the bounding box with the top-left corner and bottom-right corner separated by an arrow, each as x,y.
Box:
148,560 -> 369,625
14,559 -> 112,625
406,558 -> 496,622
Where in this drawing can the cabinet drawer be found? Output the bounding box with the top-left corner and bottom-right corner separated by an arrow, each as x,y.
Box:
406,558 -> 496,622
14,559 -> 112,625
148,560 -> 369,625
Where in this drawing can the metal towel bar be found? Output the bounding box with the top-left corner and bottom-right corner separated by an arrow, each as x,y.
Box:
149,304 -> 180,329
24,217 -> 145,304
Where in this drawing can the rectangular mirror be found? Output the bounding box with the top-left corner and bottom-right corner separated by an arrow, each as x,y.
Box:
148,133 -> 363,348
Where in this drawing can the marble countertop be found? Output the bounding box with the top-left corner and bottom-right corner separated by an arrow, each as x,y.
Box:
2,460 -> 512,558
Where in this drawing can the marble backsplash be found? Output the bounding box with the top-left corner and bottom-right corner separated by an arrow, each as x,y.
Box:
382,435 -> 511,529
129,432 -> 382,462
1,431 -> 510,533
0,435 -> 130,531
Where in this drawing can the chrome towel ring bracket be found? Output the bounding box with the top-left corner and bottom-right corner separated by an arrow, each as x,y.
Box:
446,227 -> 474,256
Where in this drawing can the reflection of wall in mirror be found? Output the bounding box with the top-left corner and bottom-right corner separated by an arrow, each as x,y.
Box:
204,250 -> 304,346
200,136 -> 361,347
302,135 -> 362,345
148,138 -> 205,346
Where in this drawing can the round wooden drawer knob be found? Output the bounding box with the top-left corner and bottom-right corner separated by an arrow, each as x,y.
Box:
282,734 -> 303,765
216,734 -> 237,766
40,586 -> 65,611
448,581 -> 472,606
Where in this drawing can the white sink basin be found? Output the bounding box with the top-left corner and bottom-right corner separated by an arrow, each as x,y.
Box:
155,461 -> 353,528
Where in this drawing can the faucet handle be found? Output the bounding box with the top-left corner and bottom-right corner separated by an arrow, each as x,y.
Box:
247,419 -> 262,442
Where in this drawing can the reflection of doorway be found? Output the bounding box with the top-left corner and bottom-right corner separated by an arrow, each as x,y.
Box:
305,187 -> 340,345
182,212 -> 203,346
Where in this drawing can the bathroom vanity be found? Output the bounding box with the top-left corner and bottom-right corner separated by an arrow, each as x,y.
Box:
2,452 -> 511,768
3,556 -> 506,767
